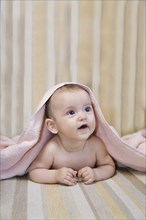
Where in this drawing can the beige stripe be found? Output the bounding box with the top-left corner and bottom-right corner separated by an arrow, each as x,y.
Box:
119,169 -> 145,194
78,1 -> 93,86
134,1 -> 146,130
80,183 -> 109,219
107,177 -> 145,219
18,2 -> 25,131
115,170 -> 145,212
60,185 -> 82,219
1,1 -> 6,135
70,0 -> 79,82
128,168 -> 146,184
110,0 -> 126,134
11,1 -> 25,136
102,181 -> 135,219
42,2 -> 48,93
27,180 -> 44,219
96,182 -> 127,219
54,1 -> 63,84
92,0 -> 102,102
11,176 -> 28,219
32,2 -> 45,112
70,184 -> 96,219
11,1 -> 20,135
1,178 -> 16,219
44,184 -> 69,219
105,167 -> 145,217
1,1 -> 13,137
99,1 -> 116,123
55,1 -> 70,83
23,1 -> 33,127
121,1 -> 139,135
46,0 -> 56,88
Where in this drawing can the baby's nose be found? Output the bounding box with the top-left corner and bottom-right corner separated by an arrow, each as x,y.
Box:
78,112 -> 86,120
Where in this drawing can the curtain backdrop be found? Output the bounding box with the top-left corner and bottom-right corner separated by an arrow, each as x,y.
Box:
1,0 -> 145,137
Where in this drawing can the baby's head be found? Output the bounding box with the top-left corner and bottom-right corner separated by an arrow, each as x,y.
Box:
45,84 -> 96,139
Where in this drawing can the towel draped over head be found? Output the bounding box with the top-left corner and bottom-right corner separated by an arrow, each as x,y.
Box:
0,82 -> 145,179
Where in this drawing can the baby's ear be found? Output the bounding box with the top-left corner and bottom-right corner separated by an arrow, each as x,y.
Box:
45,118 -> 58,134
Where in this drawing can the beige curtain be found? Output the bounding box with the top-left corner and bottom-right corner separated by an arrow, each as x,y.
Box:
1,0 -> 145,137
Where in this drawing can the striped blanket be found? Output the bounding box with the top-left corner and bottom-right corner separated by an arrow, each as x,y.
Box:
1,168 -> 145,220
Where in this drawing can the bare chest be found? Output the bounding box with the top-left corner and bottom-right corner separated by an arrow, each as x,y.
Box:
52,149 -> 96,171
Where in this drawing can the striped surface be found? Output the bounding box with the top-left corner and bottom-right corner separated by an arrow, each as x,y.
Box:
1,168 -> 145,220
0,0 -> 145,138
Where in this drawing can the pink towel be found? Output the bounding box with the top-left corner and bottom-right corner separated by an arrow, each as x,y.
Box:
0,82 -> 145,179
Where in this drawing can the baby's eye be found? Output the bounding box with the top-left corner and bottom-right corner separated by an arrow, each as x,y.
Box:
67,110 -> 75,115
85,106 -> 92,112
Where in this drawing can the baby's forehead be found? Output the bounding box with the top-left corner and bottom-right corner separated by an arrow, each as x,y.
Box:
52,86 -> 90,100
46,85 -> 94,117
49,87 -> 90,108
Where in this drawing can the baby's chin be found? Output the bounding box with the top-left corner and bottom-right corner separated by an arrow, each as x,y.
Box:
77,128 -> 94,137
76,133 -> 92,141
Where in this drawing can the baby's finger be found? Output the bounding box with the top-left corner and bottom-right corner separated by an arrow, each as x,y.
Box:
84,177 -> 94,185
78,169 -> 88,178
78,168 -> 85,177
68,169 -> 77,177
64,176 -> 77,186
78,166 -> 91,177
82,172 -> 95,184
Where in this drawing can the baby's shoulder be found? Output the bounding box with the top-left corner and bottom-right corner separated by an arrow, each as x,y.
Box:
43,135 -> 59,153
88,135 -> 106,149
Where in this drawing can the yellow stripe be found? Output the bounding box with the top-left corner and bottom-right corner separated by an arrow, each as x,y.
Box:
55,1 -> 70,83
96,182 -> 127,219
44,185 -> 69,219
134,1 -> 145,130
78,1 -> 93,86
70,1 -> 79,82
114,172 -> 145,215
92,0 -> 102,102
60,185 -> 82,219
23,0 -> 33,126
1,178 -> 16,219
107,177 -> 145,219
32,2 -> 45,112
45,0 -> 56,88
121,1 -> 139,135
99,1 -> 116,123
108,0 -> 125,134
1,1 -> 13,136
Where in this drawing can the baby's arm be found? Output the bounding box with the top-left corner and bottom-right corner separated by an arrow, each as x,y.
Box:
78,137 -> 115,184
28,143 -> 77,185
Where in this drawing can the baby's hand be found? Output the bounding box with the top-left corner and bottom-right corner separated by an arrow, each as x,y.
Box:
78,166 -> 96,184
56,167 -> 77,186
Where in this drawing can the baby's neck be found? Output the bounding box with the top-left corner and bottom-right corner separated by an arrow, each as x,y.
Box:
57,136 -> 86,152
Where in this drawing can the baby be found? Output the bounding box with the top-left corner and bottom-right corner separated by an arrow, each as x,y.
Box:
28,85 -> 115,185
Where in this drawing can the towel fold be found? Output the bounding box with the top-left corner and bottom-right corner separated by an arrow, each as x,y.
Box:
0,82 -> 145,180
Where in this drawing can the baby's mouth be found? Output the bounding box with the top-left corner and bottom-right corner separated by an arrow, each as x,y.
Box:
78,124 -> 88,130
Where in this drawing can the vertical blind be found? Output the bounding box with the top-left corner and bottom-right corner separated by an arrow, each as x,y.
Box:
1,0 -> 145,137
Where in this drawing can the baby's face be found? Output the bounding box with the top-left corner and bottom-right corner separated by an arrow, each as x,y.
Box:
50,88 -> 96,141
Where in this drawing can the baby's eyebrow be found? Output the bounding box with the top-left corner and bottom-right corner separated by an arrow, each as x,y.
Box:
65,105 -> 75,109
64,106 -> 75,112
84,103 -> 92,106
